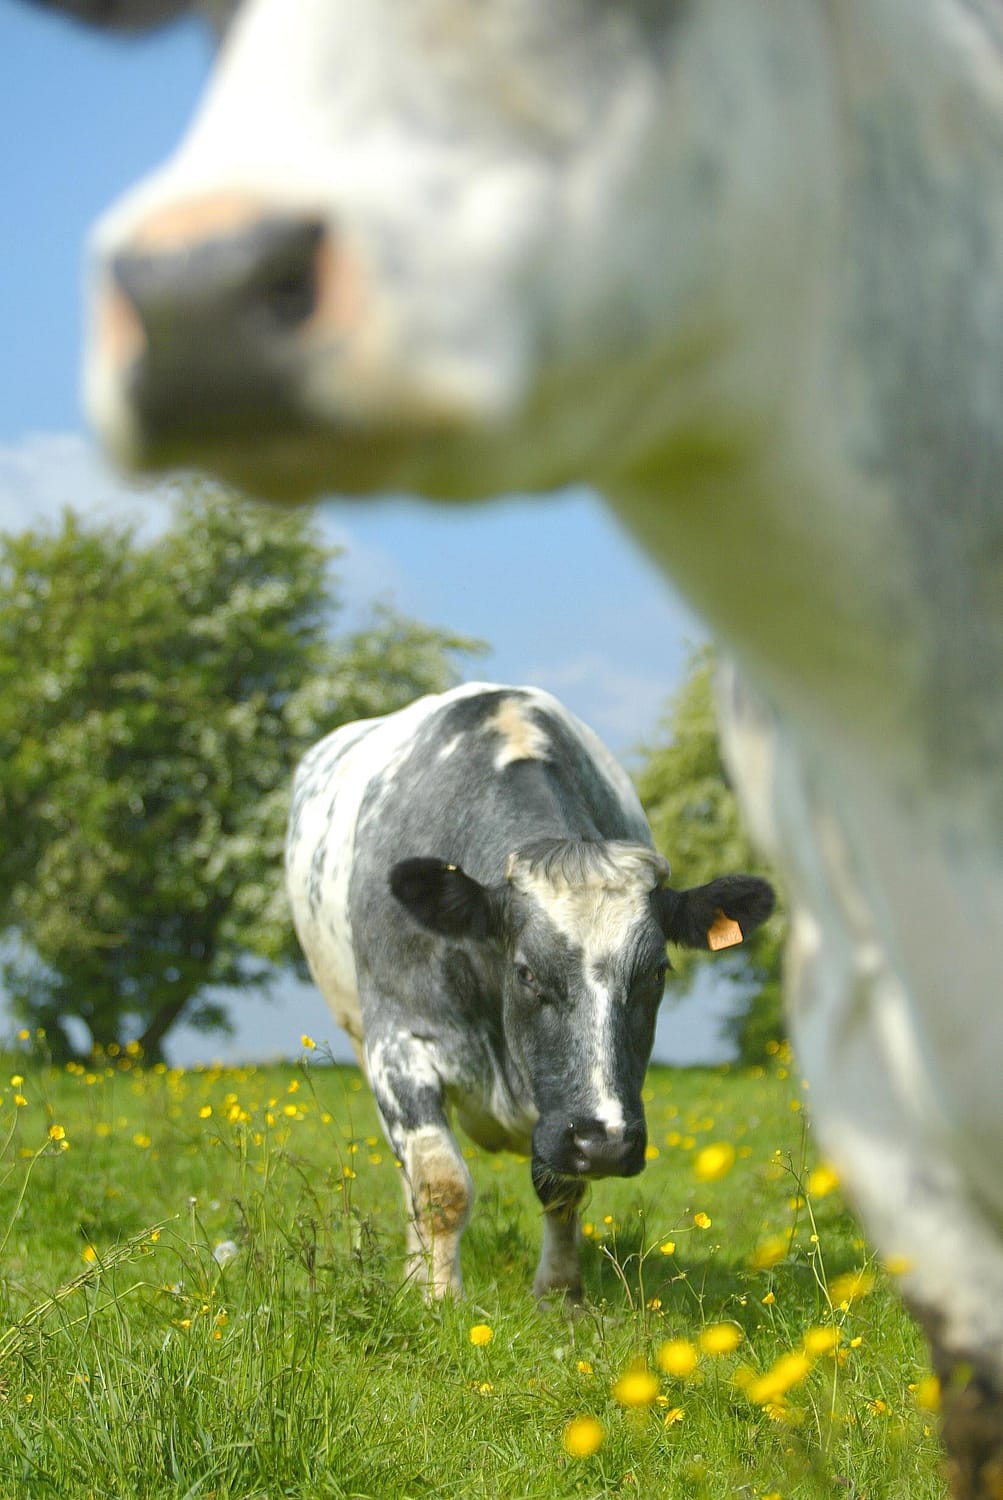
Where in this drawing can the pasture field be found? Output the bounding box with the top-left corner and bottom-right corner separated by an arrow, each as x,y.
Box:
0,1041 -> 944,1499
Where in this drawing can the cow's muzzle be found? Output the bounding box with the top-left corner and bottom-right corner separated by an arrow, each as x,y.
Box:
93,198 -> 341,461
534,1116 -> 647,1182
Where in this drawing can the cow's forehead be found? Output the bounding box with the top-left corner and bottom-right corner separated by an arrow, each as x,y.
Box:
507,841 -> 668,957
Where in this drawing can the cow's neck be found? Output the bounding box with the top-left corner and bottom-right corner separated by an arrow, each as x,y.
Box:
610,0 -> 1003,837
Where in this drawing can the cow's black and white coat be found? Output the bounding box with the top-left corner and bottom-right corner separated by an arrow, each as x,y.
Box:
286,683 -> 773,1298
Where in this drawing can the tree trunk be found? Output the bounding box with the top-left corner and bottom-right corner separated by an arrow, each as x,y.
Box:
136,990 -> 196,1065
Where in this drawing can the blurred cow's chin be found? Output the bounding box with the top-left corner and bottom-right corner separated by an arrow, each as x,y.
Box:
85,397 -> 542,506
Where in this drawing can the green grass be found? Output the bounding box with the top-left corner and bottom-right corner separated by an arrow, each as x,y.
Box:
0,1043 -> 946,1498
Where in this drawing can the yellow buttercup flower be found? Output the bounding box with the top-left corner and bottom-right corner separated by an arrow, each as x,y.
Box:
828,1270 -> 875,1306
694,1141 -> 736,1182
913,1375 -> 941,1413
803,1325 -> 841,1356
747,1352 -> 812,1405
563,1415 -> 604,1457
807,1162 -> 840,1198
612,1366 -> 660,1408
750,1234 -> 789,1271
699,1323 -> 743,1356
693,1211 -> 712,1230
657,1339 -> 699,1378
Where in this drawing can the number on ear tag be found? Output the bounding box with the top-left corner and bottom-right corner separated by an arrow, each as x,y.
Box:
708,909 -> 743,951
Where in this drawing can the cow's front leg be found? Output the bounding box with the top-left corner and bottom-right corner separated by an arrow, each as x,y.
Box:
532,1159 -> 587,1305
366,1034 -> 472,1299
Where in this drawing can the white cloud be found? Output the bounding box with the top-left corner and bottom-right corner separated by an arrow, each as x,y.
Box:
0,431 -> 173,537
524,651 -> 678,759
0,431 -> 406,623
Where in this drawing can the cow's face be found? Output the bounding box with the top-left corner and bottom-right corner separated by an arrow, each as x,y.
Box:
53,0 -> 830,500
390,842 -> 774,1189
499,842 -> 670,1184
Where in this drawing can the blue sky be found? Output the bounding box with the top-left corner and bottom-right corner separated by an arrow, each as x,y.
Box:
0,5 -> 741,1065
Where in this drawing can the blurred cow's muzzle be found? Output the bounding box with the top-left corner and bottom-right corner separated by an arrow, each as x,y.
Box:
93,197 -> 338,458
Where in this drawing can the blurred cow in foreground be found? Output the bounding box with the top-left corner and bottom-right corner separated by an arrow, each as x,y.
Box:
30,2 -> 1003,1493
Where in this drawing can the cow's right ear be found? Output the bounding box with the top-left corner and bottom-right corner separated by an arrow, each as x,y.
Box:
651,874 -> 775,950
390,858 -> 503,941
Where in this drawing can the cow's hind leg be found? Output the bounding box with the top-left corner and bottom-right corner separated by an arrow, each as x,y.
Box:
784,913 -> 1003,1500
366,1033 -> 472,1299
532,1160 -> 586,1305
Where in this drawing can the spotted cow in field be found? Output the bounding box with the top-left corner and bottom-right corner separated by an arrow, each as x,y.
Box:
26,1 -> 1003,1490
285,683 -> 773,1300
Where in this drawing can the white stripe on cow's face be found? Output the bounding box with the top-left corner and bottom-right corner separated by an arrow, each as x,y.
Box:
587,979 -> 627,1133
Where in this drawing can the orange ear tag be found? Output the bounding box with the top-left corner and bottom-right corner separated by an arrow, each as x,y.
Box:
707,909 -> 743,951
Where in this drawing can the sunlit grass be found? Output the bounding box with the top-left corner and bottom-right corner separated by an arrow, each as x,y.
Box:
0,1038 -> 946,1498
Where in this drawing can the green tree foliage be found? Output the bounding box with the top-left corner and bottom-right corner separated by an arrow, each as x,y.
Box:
633,646 -> 786,1064
0,485 -> 484,1061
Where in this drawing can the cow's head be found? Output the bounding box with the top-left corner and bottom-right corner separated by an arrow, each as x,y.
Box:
390,840 -> 774,1193
36,0 -> 828,501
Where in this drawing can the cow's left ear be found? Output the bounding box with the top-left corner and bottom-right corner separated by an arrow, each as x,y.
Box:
652,875 -> 775,950
390,858 -> 504,941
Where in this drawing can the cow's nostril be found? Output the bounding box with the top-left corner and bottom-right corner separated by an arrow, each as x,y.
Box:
260,261 -> 318,330
98,208 -> 334,452
110,211 -> 327,353
568,1118 -> 646,1179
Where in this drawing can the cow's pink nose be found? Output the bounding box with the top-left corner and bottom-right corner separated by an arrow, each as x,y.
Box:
96,196 -> 339,454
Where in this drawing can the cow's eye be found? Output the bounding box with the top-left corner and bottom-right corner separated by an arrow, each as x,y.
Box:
638,960 -> 669,996
514,963 -> 539,991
